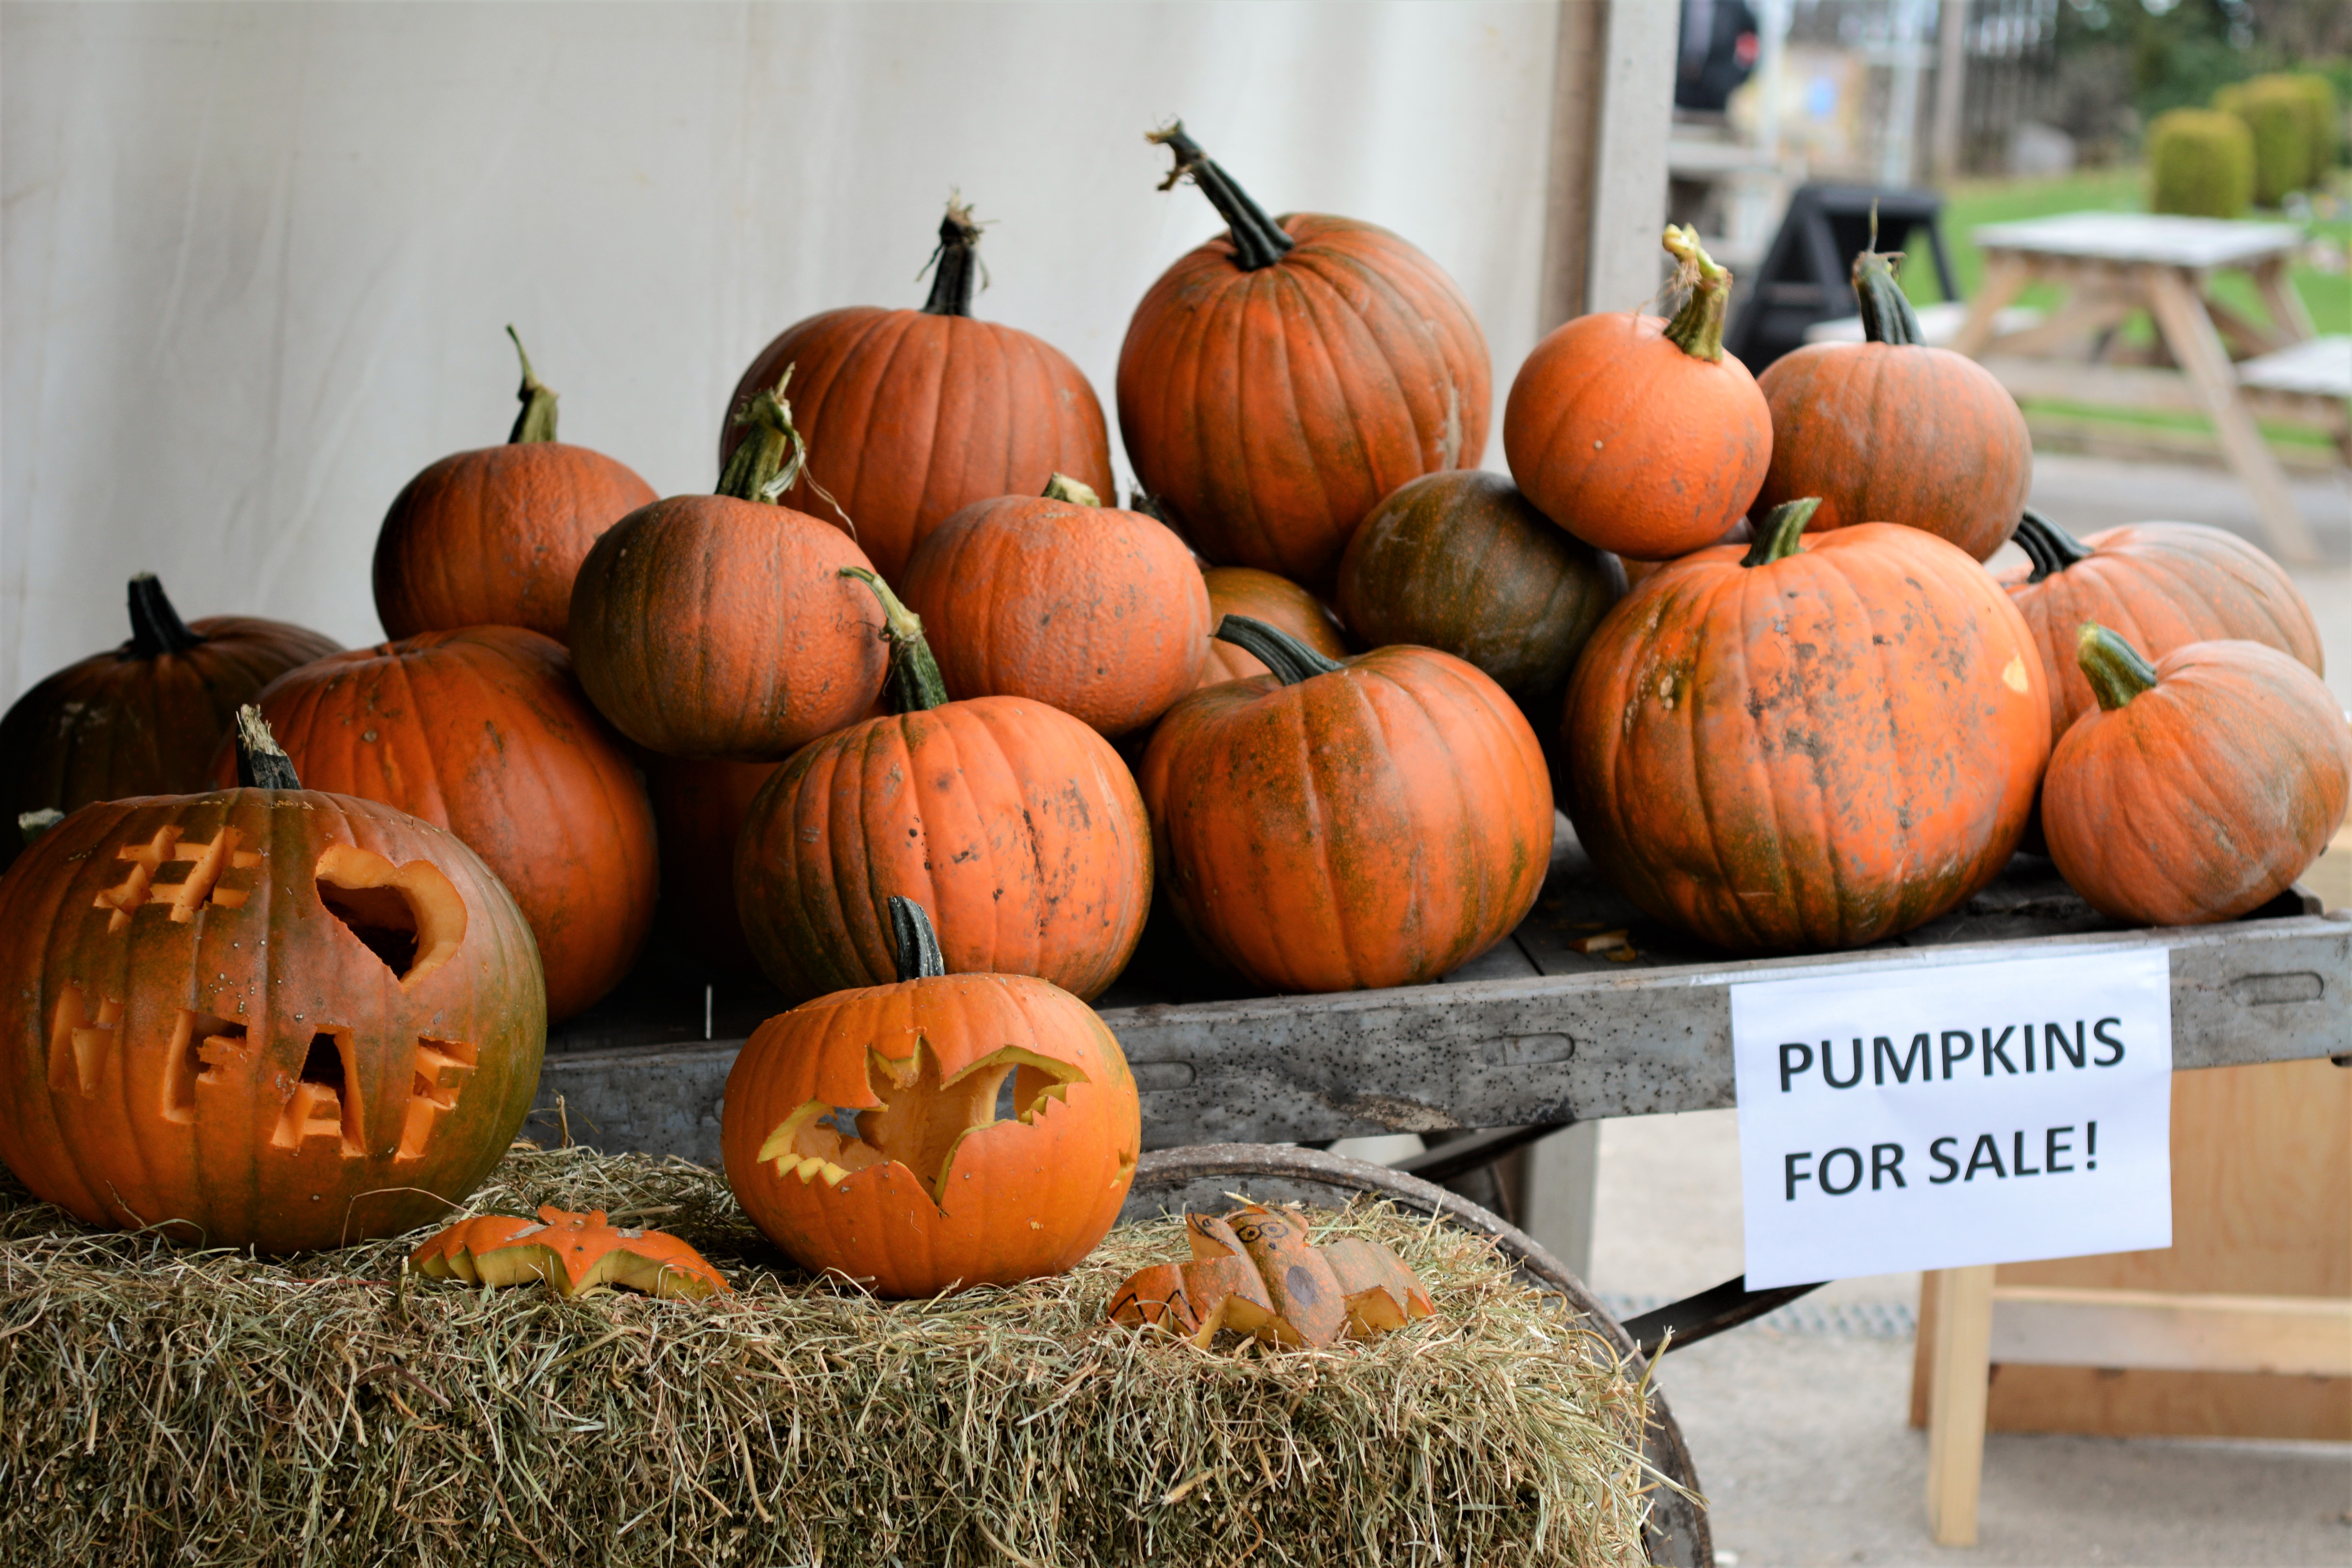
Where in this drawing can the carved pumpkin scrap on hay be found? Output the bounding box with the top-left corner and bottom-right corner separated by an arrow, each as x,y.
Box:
411,1206 -> 730,1299
1109,1204 -> 1437,1350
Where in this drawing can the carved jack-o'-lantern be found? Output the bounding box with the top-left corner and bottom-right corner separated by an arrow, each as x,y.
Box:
720,897 -> 1140,1298
1108,1204 -> 1436,1349
411,1206 -> 730,1299
0,712 -> 544,1254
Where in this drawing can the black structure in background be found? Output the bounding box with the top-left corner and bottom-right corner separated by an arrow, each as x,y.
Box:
1722,183 -> 1960,372
1677,0 -> 1761,113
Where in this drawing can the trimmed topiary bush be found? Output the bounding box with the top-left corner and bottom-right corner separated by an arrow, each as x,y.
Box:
2237,77 -> 2316,206
2149,108 -> 2256,218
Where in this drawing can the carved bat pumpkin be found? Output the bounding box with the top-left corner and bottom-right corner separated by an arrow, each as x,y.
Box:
1108,1203 -> 1436,1349
411,1205 -> 730,1299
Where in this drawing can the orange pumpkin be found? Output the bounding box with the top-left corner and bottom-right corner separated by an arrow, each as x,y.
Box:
1562,500 -> 2051,953
721,897 -> 1140,1298
1117,123 -> 1490,585
646,755 -> 781,978
236,626 -> 657,1023
373,329 -> 657,643
0,712 -> 543,1253
720,200 -> 1112,583
1754,250 -> 2030,561
570,374 -> 889,760
2043,626 -> 2351,926
1502,228 -> 1771,560
1140,617 -> 1552,993
412,1206 -> 730,1298
1195,567 -> 1349,688
735,570 -> 1152,1004
897,475 -> 1212,737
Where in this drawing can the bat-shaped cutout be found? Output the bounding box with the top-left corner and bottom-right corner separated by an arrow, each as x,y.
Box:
1108,1203 -> 1436,1349
410,1205 -> 730,1299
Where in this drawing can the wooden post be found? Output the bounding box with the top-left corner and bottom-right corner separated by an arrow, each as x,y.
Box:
1584,0 -> 1678,316
1924,1262 -> 1996,1546
1536,0 -> 1609,334
1929,0 -> 1969,186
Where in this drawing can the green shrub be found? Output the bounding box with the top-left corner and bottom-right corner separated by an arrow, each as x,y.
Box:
2274,73 -> 2339,185
2148,108 -> 2255,218
2216,74 -> 2325,206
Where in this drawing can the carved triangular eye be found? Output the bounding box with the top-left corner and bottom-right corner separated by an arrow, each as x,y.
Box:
314,845 -> 466,986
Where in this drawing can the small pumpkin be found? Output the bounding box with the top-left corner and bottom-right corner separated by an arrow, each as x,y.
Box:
720,200 -> 1112,583
646,755 -> 781,978
0,710 -> 543,1253
1194,567 -> 1349,688
1109,1205 -> 1435,1348
897,474 -> 1212,737
373,329 -> 658,643
0,575 -> 338,871
1140,617 -> 1552,993
721,897 -> 1141,1298
1502,227 -> 1771,560
1562,500 -> 2051,953
411,1205 -> 730,1298
2043,626 -> 2351,926
570,373 -> 889,760
1118,123 -> 1491,585
735,570 -> 1152,1004
1754,249 -> 2030,561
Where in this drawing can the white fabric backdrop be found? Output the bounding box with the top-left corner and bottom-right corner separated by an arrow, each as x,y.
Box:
2,0 -> 1564,701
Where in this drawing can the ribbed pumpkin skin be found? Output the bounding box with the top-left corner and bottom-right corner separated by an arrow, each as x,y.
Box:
721,309 -> 1112,584
1196,568 -> 1349,687
1140,647 -> 1552,993
0,788 -> 543,1252
1563,524 -> 2051,953
646,755 -> 780,978
898,495 -> 1212,737
372,445 -> 657,644
736,697 -> 1152,1004
240,628 -> 656,1023
568,495 -> 889,760
1995,521 -> 2323,739
721,971 -> 1138,1298
2043,642 -> 2351,926
1335,470 -> 1624,712
1755,343 -> 2031,561
1118,214 -> 1491,585
1502,314 -> 1771,560
1,615 -> 339,872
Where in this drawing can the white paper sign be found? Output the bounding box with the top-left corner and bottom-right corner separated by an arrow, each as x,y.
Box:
1732,947 -> 2172,1289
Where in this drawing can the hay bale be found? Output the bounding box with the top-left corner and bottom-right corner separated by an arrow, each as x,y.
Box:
0,1147 -> 1663,1566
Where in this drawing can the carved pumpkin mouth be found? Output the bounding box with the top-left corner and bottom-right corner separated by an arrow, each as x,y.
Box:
756,1040 -> 1089,1208
314,845 -> 466,987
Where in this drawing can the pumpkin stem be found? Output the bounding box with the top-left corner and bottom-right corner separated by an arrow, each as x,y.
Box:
1216,615 -> 1344,685
506,326 -> 559,444
717,367 -> 813,505
887,895 -> 947,981
918,196 -> 985,318
126,573 -> 206,659
2076,622 -> 2159,712
233,705 -> 302,789
17,808 -> 64,848
1852,249 -> 1927,347
2014,509 -> 2096,583
840,567 -> 951,713
1042,472 -> 1101,506
1741,498 -> 1822,566
1659,226 -> 1733,363
1148,121 -> 1295,272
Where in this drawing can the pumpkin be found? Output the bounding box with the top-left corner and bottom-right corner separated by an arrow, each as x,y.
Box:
1109,1204 -> 1435,1348
1502,227 -> 1772,560
0,710 -> 543,1253
235,626 -> 657,1023
721,896 -> 1140,1298
720,200 -> 1112,583
570,373 -> 890,760
1998,509 -> 2323,741
1195,567 -> 1350,688
1562,500 -> 2051,953
735,570 -> 1152,1004
1334,469 -> 1624,722
0,575 -> 338,872
411,1206 -> 730,1298
1140,617 -> 1552,993
372,329 -> 658,644
1117,122 -> 1490,585
2043,626 -> 2351,926
646,754 -> 780,978
897,474 -> 1212,737
1754,249 -> 2030,561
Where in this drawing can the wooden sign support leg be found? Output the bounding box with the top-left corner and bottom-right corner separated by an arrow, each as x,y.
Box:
1924,1263 -> 1997,1546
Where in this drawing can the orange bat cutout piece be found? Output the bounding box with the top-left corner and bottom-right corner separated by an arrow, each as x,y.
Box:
1108,1204 -> 1436,1349
410,1205 -> 731,1299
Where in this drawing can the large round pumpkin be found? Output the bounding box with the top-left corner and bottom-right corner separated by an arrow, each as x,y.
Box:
1195,567 -> 1349,688
1,576 -> 338,872
646,755 -> 780,978
720,201 -> 1112,583
1998,510 -> 2323,740
736,571 -> 1153,1004
570,376 -> 889,760
722,897 -> 1139,1298
1563,500 -> 2051,953
236,626 -> 657,1023
2043,626 -> 2351,927
0,714 -> 544,1253
897,475 -> 1212,737
1140,617 -> 1552,993
1502,228 -> 1771,560
1117,123 -> 1490,586
373,329 -> 658,643
1753,251 -> 2030,561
